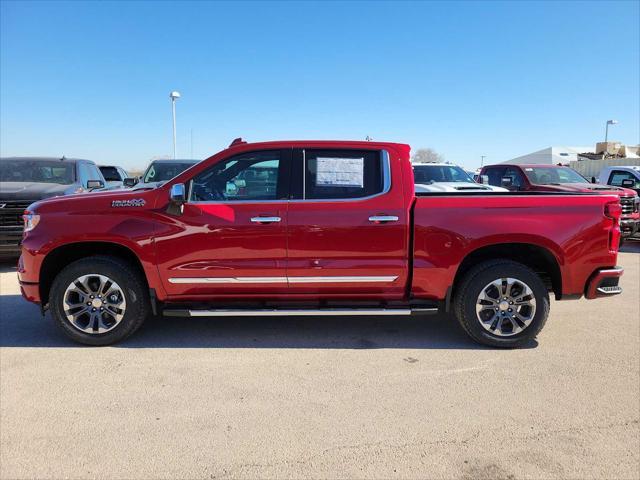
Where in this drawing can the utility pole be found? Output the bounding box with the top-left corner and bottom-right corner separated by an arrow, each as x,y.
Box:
169,91 -> 181,159
481,155 -> 486,167
605,119 -> 618,142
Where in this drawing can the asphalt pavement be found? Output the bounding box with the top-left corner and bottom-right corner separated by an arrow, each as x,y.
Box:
1,244 -> 639,479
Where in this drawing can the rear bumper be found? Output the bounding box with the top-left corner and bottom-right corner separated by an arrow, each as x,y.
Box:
585,267 -> 624,299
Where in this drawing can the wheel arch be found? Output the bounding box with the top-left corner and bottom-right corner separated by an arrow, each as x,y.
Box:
39,241 -> 149,306
452,243 -> 563,302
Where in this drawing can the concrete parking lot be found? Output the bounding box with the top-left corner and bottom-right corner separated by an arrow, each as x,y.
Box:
1,245 -> 638,480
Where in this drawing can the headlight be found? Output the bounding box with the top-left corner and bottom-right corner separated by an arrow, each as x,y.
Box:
23,212 -> 40,232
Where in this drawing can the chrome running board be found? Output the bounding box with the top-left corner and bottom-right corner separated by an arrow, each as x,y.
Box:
163,307 -> 439,317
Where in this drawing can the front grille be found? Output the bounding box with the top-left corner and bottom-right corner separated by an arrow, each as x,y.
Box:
0,200 -> 34,228
620,196 -> 635,215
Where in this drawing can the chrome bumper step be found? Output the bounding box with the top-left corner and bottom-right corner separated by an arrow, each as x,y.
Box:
596,286 -> 623,295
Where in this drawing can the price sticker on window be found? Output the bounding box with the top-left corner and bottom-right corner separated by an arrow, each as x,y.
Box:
315,157 -> 364,187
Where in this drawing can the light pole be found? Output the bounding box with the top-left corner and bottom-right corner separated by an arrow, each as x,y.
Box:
481,155 -> 486,167
605,119 -> 618,142
170,91 -> 181,159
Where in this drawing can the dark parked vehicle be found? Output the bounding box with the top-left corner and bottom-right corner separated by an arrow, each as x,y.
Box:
132,159 -> 200,188
99,165 -> 130,189
0,157 -> 105,257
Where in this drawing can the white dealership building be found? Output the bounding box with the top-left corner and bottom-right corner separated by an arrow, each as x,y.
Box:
501,146 -> 593,165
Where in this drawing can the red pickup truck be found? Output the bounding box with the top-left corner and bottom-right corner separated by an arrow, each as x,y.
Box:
18,140 -> 624,347
478,163 -> 640,238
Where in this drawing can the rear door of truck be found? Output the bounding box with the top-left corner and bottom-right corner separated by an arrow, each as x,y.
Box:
286,146 -> 409,298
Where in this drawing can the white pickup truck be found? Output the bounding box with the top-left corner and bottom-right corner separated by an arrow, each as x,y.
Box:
412,163 -> 507,193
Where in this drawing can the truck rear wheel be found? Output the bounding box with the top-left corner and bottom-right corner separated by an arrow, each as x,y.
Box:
453,260 -> 550,348
49,255 -> 149,345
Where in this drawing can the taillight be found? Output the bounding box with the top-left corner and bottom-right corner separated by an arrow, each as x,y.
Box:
605,202 -> 622,220
604,201 -> 621,251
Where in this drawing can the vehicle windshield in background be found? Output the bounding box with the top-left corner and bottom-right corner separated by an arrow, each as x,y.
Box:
99,166 -> 121,181
523,167 -> 588,185
0,160 -> 75,185
142,162 -> 194,183
413,165 -> 474,183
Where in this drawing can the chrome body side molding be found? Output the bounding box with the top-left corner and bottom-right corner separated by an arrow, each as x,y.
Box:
168,275 -> 398,285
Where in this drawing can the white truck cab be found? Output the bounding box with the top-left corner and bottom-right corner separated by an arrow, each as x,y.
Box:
412,163 -> 507,193
598,166 -> 640,193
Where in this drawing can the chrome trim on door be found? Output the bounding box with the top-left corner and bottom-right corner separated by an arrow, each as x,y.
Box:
168,277 -> 287,284
368,215 -> 399,223
168,275 -> 398,285
288,276 -> 398,283
250,216 -> 281,223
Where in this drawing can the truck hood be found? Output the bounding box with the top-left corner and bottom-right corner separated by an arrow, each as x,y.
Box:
415,182 -> 507,193
542,183 -> 637,197
0,182 -> 76,201
30,187 -> 159,213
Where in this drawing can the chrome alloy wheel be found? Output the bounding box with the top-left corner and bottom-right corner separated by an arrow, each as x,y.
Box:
63,274 -> 127,334
475,277 -> 536,337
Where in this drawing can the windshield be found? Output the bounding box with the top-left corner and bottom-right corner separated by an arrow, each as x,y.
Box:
523,167 -> 588,185
142,162 -> 194,183
413,165 -> 474,183
0,160 -> 76,185
99,166 -> 122,181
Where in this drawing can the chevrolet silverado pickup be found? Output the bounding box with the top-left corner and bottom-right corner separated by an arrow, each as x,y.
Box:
18,140 -> 624,347
0,157 -> 106,258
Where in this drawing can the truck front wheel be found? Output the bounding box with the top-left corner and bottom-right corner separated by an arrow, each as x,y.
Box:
49,255 -> 149,345
453,260 -> 550,348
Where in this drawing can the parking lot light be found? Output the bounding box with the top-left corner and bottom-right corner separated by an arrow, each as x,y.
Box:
170,91 -> 181,159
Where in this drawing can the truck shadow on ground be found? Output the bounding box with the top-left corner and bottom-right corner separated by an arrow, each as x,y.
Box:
0,294 -> 536,350
620,240 -> 640,253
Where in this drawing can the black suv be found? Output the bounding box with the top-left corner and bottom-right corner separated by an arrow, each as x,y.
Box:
0,157 -> 106,258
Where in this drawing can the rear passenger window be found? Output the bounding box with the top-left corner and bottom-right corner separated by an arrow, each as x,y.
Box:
304,149 -> 384,200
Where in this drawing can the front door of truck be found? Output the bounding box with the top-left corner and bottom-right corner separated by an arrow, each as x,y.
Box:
286,148 -> 408,298
154,149 -> 291,298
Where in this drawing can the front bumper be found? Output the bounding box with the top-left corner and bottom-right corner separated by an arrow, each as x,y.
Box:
0,231 -> 23,257
620,219 -> 639,238
585,267 -> 624,299
19,281 -> 40,303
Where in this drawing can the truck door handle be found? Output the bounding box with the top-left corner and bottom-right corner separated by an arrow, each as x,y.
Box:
250,216 -> 281,224
368,215 -> 399,223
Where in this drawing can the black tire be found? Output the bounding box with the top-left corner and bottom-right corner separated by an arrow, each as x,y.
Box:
49,255 -> 149,345
453,260 -> 550,348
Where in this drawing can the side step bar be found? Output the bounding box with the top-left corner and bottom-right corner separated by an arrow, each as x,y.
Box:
163,308 -> 438,318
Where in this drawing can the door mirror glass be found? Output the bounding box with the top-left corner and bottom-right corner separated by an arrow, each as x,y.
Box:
479,175 -> 489,185
86,180 -> 104,190
591,176 -> 597,184
621,179 -> 635,188
123,177 -> 138,187
170,183 -> 186,203
501,176 -> 514,188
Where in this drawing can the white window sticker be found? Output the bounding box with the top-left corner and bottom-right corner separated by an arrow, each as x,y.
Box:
316,157 -> 364,187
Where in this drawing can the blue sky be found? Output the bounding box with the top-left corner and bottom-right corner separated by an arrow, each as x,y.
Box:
1,0 -> 638,170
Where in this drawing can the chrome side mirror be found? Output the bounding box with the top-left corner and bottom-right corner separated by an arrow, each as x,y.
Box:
86,180 -> 104,191
123,177 -> 138,187
621,179 -> 635,188
170,183 -> 186,204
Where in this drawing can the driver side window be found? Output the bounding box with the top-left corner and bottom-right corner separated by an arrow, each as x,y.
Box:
189,150 -> 283,202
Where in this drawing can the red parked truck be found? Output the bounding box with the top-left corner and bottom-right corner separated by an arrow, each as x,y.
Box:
478,163 -> 640,238
18,140 -> 624,347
